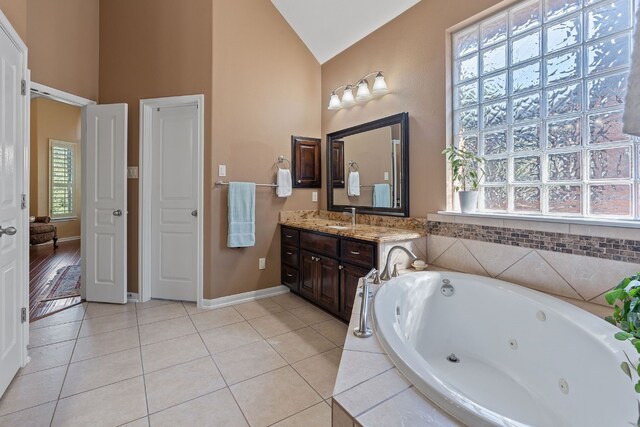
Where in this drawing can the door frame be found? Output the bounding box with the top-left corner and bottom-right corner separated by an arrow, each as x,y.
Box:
31,83 -> 95,303
1,9 -> 29,368
139,95 -> 204,307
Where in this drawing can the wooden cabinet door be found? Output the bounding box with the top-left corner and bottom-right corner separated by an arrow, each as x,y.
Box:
340,263 -> 370,319
292,136 -> 321,188
317,255 -> 340,313
332,140 -> 345,188
300,251 -> 316,301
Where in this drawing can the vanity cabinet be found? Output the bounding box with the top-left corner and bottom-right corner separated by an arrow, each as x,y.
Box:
281,225 -> 376,321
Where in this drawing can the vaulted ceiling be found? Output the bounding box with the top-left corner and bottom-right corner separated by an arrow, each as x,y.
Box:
271,0 -> 421,64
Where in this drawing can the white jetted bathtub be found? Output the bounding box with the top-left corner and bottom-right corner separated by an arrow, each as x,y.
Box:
372,271 -> 638,427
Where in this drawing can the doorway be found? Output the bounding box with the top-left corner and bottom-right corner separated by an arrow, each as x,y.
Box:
28,86 -> 91,320
139,95 -> 204,305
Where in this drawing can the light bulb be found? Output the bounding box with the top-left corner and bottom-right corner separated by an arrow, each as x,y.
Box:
341,86 -> 356,107
355,80 -> 372,101
372,72 -> 388,95
328,92 -> 341,110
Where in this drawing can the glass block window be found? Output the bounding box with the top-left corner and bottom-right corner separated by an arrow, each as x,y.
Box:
452,0 -> 639,219
49,140 -> 76,219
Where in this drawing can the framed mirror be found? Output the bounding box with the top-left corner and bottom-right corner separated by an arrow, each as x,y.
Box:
327,112 -> 409,217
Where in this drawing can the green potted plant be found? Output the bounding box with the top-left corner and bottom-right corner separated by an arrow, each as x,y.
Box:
605,273 -> 640,426
442,144 -> 485,213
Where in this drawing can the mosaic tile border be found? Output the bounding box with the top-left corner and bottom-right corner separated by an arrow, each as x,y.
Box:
427,220 -> 640,264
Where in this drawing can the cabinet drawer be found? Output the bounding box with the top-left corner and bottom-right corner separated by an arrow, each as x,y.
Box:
281,264 -> 299,291
300,231 -> 339,258
281,227 -> 300,247
340,239 -> 375,267
281,245 -> 299,268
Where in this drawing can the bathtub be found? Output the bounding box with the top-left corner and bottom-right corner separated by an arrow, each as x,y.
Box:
372,271 -> 638,427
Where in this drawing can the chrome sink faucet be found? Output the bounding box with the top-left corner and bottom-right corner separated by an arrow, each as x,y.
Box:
345,207 -> 356,227
380,246 -> 419,281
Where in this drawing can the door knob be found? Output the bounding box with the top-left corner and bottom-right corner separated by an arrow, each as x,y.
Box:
191,210 -> 198,217
0,226 -> 17,237
113,210 -> 123,217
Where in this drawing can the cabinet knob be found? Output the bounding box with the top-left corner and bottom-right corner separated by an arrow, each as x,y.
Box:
298,180 -> 302,183
338,265 -> 343,270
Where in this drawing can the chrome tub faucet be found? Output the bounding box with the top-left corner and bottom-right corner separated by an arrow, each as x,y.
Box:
354,268 -> 379,338
380,246 -> 418,281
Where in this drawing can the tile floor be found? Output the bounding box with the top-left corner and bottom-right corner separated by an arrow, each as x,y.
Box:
0,293 -> 348,427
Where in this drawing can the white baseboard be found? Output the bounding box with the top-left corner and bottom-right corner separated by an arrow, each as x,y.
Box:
127,292 -> 140,303
58,236 -> 81,243
201,285 -> 289,310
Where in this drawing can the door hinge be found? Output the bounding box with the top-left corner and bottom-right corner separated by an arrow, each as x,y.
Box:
21,307 -> 27,323
20,80 -> 26,96
21,194 -> 26,210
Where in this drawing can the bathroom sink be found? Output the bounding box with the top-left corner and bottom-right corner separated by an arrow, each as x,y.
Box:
326,225 -> 351,230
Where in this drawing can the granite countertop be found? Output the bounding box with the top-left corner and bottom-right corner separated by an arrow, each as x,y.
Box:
279,218 -> 425,243
332,268 -> 462,426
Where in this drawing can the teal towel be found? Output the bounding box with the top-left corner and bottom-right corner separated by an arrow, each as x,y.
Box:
227,182 -> 256,248
372,184 -> 391,208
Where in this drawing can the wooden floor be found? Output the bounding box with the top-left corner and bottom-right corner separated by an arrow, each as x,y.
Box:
29,240 -> 82,322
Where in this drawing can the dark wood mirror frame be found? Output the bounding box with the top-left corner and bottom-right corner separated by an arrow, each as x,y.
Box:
327,112 -> 409,217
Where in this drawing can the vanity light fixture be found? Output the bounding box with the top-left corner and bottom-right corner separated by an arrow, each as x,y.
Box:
327,71 -> 388,110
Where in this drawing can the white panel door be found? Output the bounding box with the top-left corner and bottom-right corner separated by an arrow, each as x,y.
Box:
0,18 -> 26,396
83,104 -> 127,304
150,105 -> 198,301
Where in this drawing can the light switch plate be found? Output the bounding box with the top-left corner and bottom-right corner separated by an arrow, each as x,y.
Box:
384,172 -> 389,181
259,258 -> 266,270
218,165 -> 227,177
127,167 -> 139,179
312,191 -> 318,202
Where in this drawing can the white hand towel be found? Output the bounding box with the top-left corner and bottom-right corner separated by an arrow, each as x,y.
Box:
348,171 -> 360,197
276,169 -> 292,197
624,6 -> 640,135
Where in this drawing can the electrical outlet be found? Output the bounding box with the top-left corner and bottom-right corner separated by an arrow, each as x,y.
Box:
218,165 -> 227,177
312,191 -> 318,202
127,167 -> 139,179
259,258 -> 266,270
384,171 -> 389,181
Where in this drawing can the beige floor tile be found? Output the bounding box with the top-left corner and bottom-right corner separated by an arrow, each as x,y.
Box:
182,301 -> 209,315
0,366 -> 66,416
72,326 -> 140,362
272,401 -> 331,427
78,310 -> 138,338
289,305 -> 333,325
199,321 -> 262,354
292,348 -> 342,399
30,305 -> 85,330
28,320 -> 81,348
139,316 -> 196,346
122,417 -> 149,427
230,366 -> 322,427
18,340 -> 74,376
267,327 -> 335,364
141,333 -> 208,373
189,306 -> 244,332
135,299 -> 178,311
144,356 -> 226,414
233,299 -> 285,320
333,402 -> 355,427
61,348 -> 142,397
311,318 -> 348,347
136,303 -> 187,326
213,340 -> 287,385
52,377 -> 147,427
150,388 -> 248,427
84,302 -> 135,319
247,311 -> 306,339
270,292 -> 310,310
0,401 -> 56,427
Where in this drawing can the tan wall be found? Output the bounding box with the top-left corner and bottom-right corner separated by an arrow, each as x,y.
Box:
98,0 -> 213,294
30,97 -> 82,239
0,0 -> 27,40
210,0 -> 320,299
27,0 -> 99,101
321,0 -> 501,216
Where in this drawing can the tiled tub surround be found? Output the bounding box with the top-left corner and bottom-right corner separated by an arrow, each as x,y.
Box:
426,214 -> 640,313
332,269 -> 460,427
